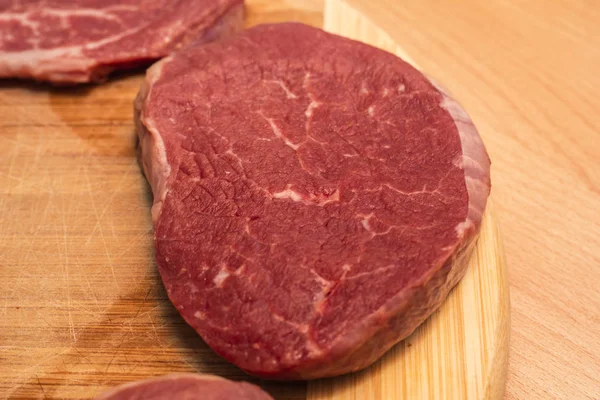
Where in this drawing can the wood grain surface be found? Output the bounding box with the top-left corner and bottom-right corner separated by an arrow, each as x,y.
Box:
0,0 -> 510,394
1,1 -> 509,399
2,0 -> 596,399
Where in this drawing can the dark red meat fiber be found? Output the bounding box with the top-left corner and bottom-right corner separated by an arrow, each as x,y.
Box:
135,23 -> 491,379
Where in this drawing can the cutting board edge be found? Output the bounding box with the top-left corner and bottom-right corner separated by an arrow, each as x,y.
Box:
481,199 -> 511,400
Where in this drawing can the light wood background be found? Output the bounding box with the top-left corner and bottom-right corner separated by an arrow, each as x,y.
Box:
0,0 -> 598,399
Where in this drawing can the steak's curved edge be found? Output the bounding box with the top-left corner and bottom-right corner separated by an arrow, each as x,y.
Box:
134,59 -> 172,224
434,81 -> 492,234
290,232 -> 479,379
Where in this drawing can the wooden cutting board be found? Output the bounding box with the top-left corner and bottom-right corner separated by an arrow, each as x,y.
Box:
0,0 -> 510,399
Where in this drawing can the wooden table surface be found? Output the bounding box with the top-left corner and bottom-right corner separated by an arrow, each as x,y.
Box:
347,0 -> 600,399
0,1 -> 598,400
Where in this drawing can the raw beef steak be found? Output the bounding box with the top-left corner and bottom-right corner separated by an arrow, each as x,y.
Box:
135,23 -> 492,379
94,373 -> 273,400
0,0 -> 244,83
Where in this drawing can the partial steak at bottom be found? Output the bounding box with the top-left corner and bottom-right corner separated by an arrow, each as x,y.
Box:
94,373 -> 272,400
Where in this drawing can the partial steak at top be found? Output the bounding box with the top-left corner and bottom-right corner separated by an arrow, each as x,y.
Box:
135,23 -> 491,379
94,373 -> 273,400
0,0 -> 244,83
